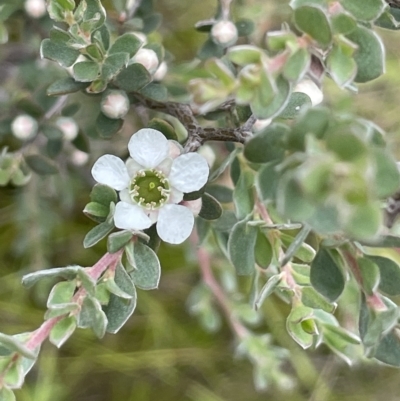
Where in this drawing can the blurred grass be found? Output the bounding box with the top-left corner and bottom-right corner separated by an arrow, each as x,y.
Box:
2,1 -> 400,401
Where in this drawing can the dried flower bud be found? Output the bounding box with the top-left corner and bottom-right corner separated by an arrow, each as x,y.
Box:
153,61 -> 168,81
11,114 -> 38,140
294,79 -> 323,106
24,0 -> 47,19
56,117 -> 79,141
130,48 -> 159,73
211,20 -> 238,47
100,90 -> 130,120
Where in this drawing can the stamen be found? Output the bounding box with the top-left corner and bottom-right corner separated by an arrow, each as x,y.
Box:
129,168 -> 170,208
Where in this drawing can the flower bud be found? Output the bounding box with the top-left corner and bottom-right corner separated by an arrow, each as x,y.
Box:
70,150 -> 89,166
153,61 -> 168,81
294,79 -> 323,106
11,114 -> 38,140
130,48 -> 159,73
56,117 -> 79,141
253,118 -> 272,133
211,20 -> 238,48
100,90 -> 130,120
24,0 -> 47,19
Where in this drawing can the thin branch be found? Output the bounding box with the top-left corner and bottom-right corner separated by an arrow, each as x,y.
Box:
133,92 -> 252,151
342,249 -> 387,312
191,233 -> 248,339
220,0 -> 233,19
25,251 -> 123,350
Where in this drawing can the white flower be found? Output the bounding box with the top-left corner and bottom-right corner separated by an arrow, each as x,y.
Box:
211,20 -> 238,47
24,0 -> 47,19
56,117 -> 79,141
294,79 -> 323,106
11,114 -> 38,140
91,128 -> 209,244
101,90 -> 130,119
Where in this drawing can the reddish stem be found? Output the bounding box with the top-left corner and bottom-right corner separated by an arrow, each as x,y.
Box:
25,251 -> 123,350
192,234 -> 248,339
342,250 -> 387,311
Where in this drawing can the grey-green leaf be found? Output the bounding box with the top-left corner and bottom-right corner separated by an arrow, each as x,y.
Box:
199,193 -> 222,220
83,221 -> 114,248
346,25 -> 385,83
244,123 -> 289,163
129,242 -> 161,290
228,217 -> 258,275
310,248 -> 345,302
367,255 -> 400,296
47,78 -> 88,96
96,112 -> 124,138
25,155 -> 58,175
49,316 -> 77,348
115,63 -> 151,92
104,263 -> 137,333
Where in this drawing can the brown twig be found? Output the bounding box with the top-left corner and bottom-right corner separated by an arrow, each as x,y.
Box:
133,92 -> 253,151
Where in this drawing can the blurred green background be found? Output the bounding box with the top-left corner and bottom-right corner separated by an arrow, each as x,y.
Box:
2,1 -> 400,400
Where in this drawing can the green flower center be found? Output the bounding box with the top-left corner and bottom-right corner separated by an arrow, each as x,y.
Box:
129,169 -> 170,209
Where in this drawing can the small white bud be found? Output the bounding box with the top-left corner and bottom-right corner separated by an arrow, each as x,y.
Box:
11,114 -> 38,141
198,144 -> 216,168
130,48 -> 159,73
56,117 -> 79,141
24,0 -> 47,19
153,61 -> 168,81
294,79 -> 323,106
100,90 -> 130,119
70,150 -> 89,166
211,20 -> 238,47
253,118 -> 272,133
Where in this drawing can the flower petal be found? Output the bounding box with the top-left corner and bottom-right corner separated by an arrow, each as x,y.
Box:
91,155 -> 130,191
114,201 -> 152,230
169,187 -> 183,204
128,128 -> 169,168
119,189 -> 132,203
181,198 -> 202,216
169,153 -> 209,193
156,204 -> 194,244
125,157 -> 143,176
156,157 -> 173,175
